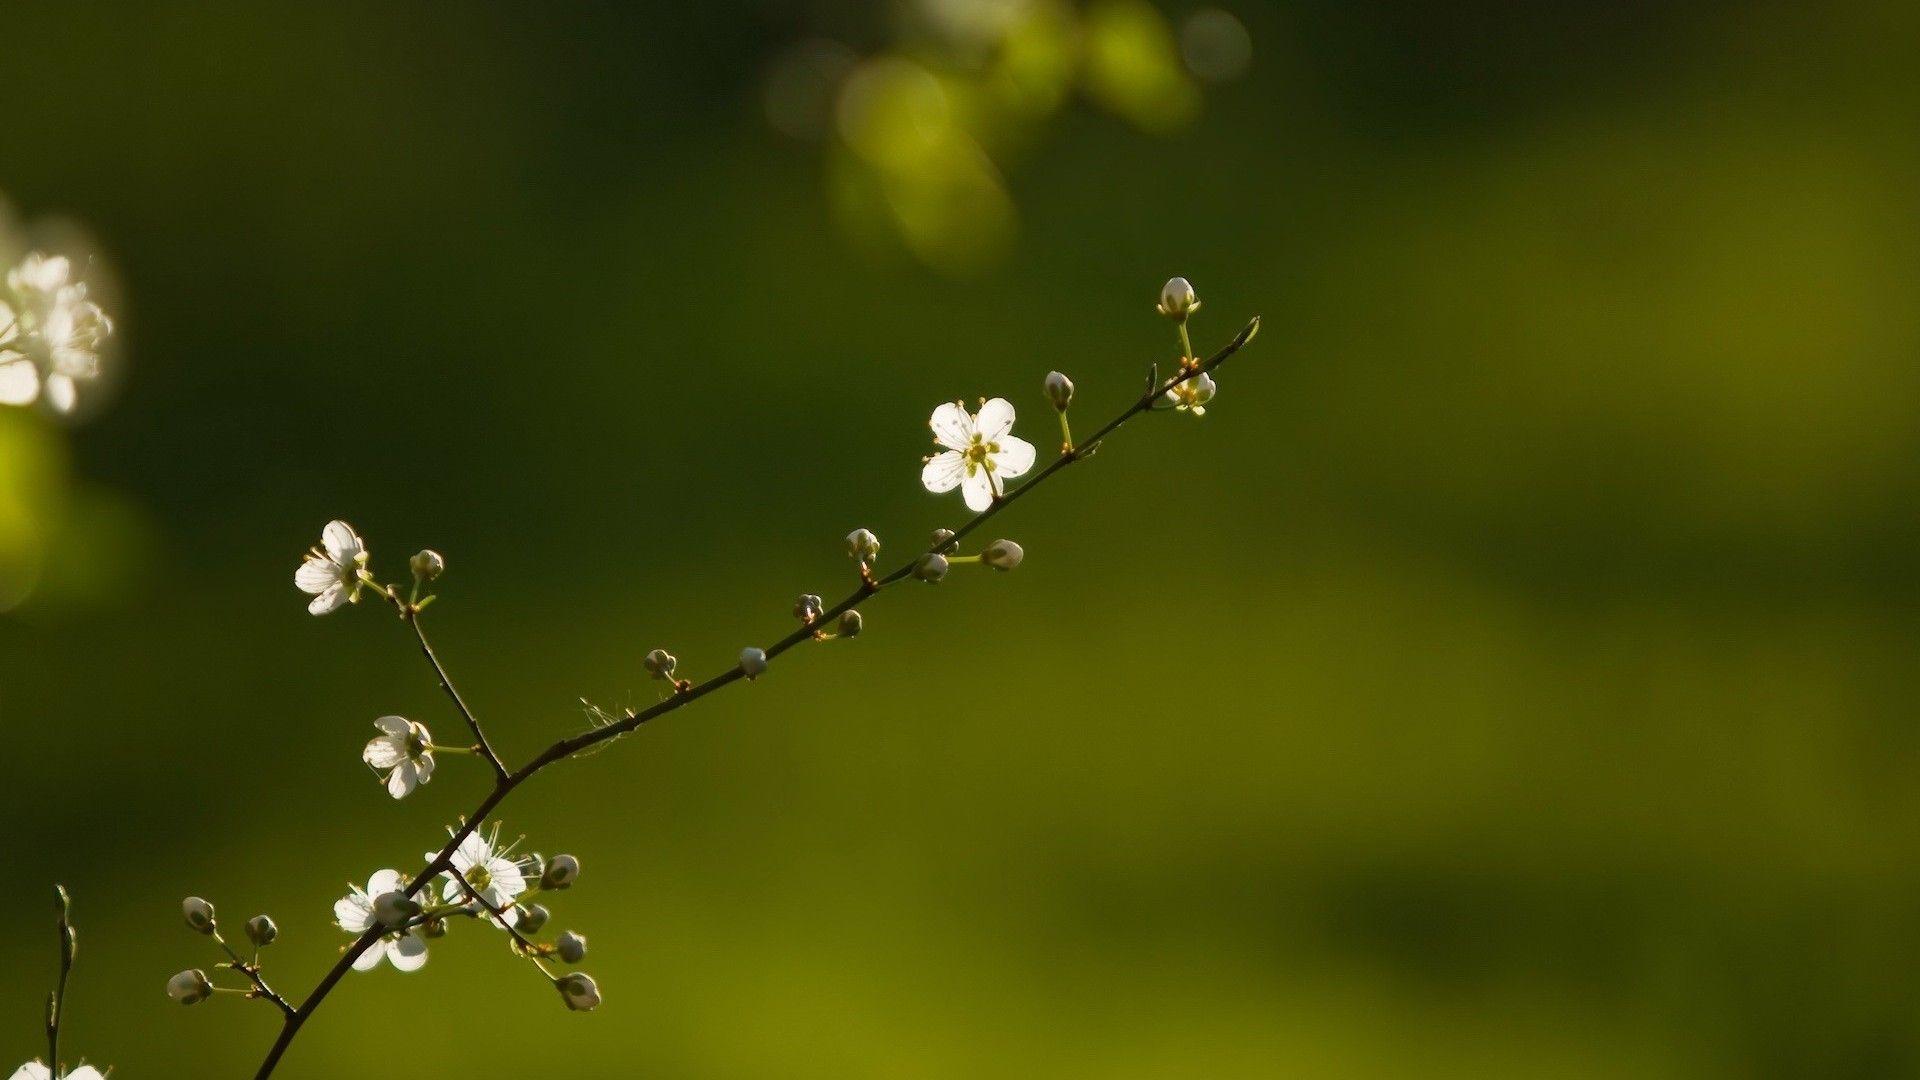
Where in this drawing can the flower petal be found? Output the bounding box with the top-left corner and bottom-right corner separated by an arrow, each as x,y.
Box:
11,1062 -> 52,1080
0,358 -> 38,406
43,374 -> 75,414
295,556 -> 340,595
321,520 -> 361,564
366,868 -> 404,896
66,1068 -> 107,1080
373,715 -> 410,737
414,752 -> 435,784
334,893 -> 373,933
364,735 -> 406,770
989,435 -> 1036,479
920,450 -> 965,494
386,761 -> 417,799
928,401 -> 974,451
974,397 -> 1015,441
350,938 -> 387,972
387,934 -> 429,972
306,582 -> 348,615
961,467 -> 995,512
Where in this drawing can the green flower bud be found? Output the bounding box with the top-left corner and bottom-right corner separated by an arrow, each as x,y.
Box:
1156,276 -> 1198,321
168,968 -> 213,1005
643,649 -> 677,679
845,528 -> 881,563
556,972 -> 601,1011
913,553 -> 950,582
837,610 -> 863,638
409,549 -> 445,583
793,593 -> 823,621
518,903 -> 551,934
245,914 -> 279,948
982,539 -> 1024,571
542,854 -> 581,891
557,930 -> 588,964
739,647 -> 768,679
182,896 -> 216,935
1044,371 -> 1074,411
930,528 -> 956,548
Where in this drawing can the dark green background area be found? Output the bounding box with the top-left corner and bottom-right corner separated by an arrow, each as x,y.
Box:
3,2 -> 1918,1076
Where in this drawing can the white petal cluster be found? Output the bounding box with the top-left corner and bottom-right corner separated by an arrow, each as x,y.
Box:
436,827 -> 528,925
1163,372 -> 1217,415
295,520 -> 369,615
0,253 -> 114,415
333,869 -> 429,972
11,1063 -> 106,1080
919,398 -> 1037,512
363,716 -> 434,798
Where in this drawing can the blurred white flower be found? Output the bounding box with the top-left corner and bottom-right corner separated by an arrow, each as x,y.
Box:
435,826 -> 527,925
11,1063 -> 106,1080
295,520 -> 369,615
0,253 -> 114,414
363,716 -> 434,799
920,398 -> 1037,512
333,869 -> 429,973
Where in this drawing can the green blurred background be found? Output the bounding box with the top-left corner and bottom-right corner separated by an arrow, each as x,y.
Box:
3,0 -> 1918,1075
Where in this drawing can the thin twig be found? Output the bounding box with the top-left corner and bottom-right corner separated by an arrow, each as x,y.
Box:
405,609 -> 509,782
252,316 -> 1260,1078
214,933 -> 297,1018
46,885 -> 73,1073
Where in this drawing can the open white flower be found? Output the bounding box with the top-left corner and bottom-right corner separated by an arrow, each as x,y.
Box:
333,869 -> 429,972
12,1064 -> 106,1080
920,398 -> 1037,512
0,300 -> 36,406
0,254 -> 115,413
435,825 -> 527,926
295,520 -> 369,615
1163,372 -> 1216,416
363,716 -> 435,799
37,288 -> 110,415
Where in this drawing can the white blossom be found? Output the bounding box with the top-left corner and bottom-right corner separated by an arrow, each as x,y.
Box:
333,869 -> 429,972
11,1063 -> 106,1080
435,826 -> 527,926
1163,372 -> 1216,415
0,253 -> 114,414
363,715 -> 435,799
295,520 -> 369,615
920,398 -> 1037,512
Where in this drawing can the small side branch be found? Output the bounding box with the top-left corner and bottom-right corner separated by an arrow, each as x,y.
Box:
406,609 -> 510,782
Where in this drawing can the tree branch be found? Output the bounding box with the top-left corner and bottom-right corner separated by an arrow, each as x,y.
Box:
251,316 -> 1260,1078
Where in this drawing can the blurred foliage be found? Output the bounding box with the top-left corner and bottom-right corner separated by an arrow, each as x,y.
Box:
1,0 -> 1919,1077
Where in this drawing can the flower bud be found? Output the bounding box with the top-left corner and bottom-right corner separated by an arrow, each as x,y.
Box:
409,549 -> 445,583
542,854 -> 581,890
1157,276 -> 1198,321
930,528 -> 956,548
982,539 -> 1024,571
739,647 -> 768,679
245,914 -> 279,948
1044,371 -> 1074,411
556,972 -> 601,1011
518,903 -> 551,934
913,553 -> 950,583
167,968 -> 213,1005
182,896 -> 216,935
556,930 -> 588,964
837,610 -> 863,638
793,593 -> 823,621
420,916 -> 449,938
372,891 -> 420,928
643,649 -> 677,679
845,528 -> 881,563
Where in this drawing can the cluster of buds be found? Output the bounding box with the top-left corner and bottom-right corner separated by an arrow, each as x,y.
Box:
166,895 -> 281,1008
0,251 -> 114,415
